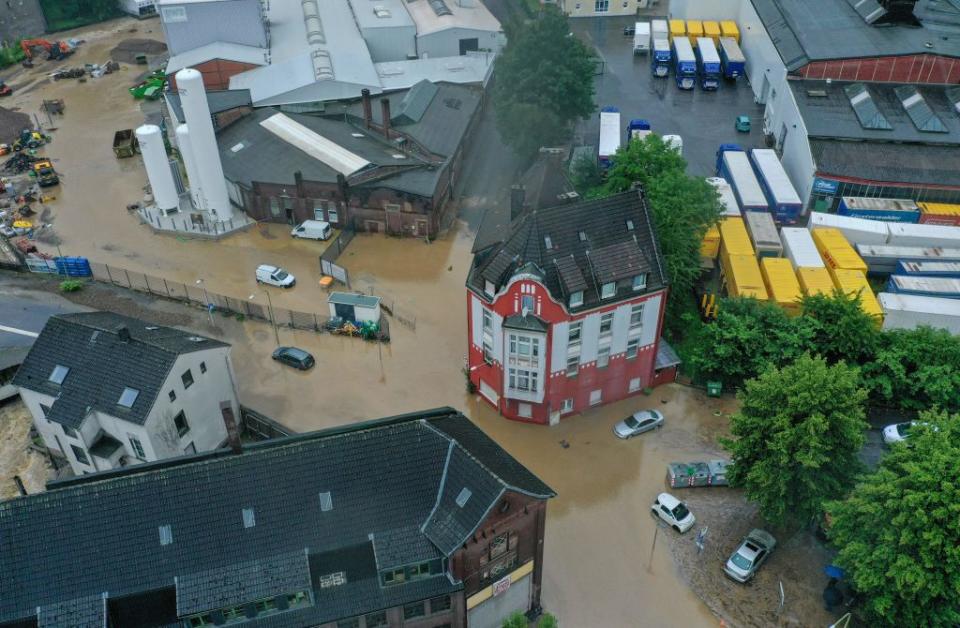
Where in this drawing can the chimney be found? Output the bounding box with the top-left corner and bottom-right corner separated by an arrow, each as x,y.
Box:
380,98 -> 391,139
220,401 -> 242,455
510,185 -> 526,221
117,326 -> 131,342
361,89 -> 373,129
13,476 -> 26,497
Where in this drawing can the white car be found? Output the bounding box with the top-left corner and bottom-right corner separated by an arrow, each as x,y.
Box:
882,421 -> 934,445
255,264 -> 296,288
613,410 -> 664,439
651,492 -> 695,533
724,529 -> 776,583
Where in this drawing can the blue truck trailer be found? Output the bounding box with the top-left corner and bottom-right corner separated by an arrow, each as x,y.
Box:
718,37 -> 745,79
749,148 -> 802,224
651,37 -> 671,78
716,144 -> 768,213
837,197 -> 921,223
695,37 -> 721,90
887,275 -> 960,299
673,37 -> 696,90
895,260 -> 960,278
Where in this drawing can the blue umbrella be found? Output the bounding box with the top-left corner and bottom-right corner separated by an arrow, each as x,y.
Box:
825,564 -> 845,579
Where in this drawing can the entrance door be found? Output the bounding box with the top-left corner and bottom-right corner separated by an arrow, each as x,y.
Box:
459,38 -> 479,55
334,303 -> 355,322
385,204 -> 402,235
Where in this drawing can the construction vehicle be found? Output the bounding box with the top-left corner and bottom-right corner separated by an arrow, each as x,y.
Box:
31,160 -> 59,187
20,39 -> 73,61
113,129 -> 138,158
0,81 -> 11,97
129,69 -> 167,99
12,129 -> 50,152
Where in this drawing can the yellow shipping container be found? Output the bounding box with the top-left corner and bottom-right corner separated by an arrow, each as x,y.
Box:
811,228 -> 868,274
797,267 -> 835,297
701,224 -> 721,259
669,19 -> 686,41
918,201 -> 960,226
720,20 -> 740,43
719,216 -> 754,259
686,20 -> 704,42
761,257 -> 802,315
703,21 -> 721,45
831,269 -> 884,323
723,254 -> 768,300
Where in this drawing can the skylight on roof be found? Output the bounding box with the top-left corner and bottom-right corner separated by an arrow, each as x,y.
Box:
242,508 -> 256,529
626,220 -> 635,231
49,365 -> 69,385
578,231 -> 587,242
544,235 -> 553,249
159,525 -> 173,546
118,387 -> 140,408
895,85 -> 948,133
373,5 -> 391,17
455,487 -> 472,508
319,491 -> 333,512
844,83 -> 892,131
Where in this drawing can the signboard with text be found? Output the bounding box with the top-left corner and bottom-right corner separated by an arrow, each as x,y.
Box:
492,575 -> 511,597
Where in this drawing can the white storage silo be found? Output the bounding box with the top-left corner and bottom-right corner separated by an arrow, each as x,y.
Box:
175,124 -> 205,211
175,68 -> 234,220
136,124 -> 178,212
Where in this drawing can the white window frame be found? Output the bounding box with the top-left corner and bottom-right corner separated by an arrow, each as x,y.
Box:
508,367 -> 539,393
589,389 -> 602,406
601,282 -> 616,299
521,294 -> 535,314
518,403 -> 533,418
568,321 -> 582,346
630,304 -> 644,331
632,274 -> 647,291
594,0 -> 609,12
561,398 -> 574,413
599,313 -> 613,337
566,354 -> 579,377
328,207 -> 339,224
597,346 -> 610,369
314,206 -> 325,221
627,337 -> 640,359
629,378 -> 642,392
128,434 -> 146,460
485,280 -> 496,297
569,291 -> 583,308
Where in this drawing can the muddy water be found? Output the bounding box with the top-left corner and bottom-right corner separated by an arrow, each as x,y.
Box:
0,400 -> 53,499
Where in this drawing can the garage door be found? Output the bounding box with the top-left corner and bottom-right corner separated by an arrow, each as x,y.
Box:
479,380 -> 499,406
467,573 -> 531,628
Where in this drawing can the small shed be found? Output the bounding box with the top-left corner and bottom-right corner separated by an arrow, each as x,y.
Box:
328,292 -> 381,323
651,339 -> 681,387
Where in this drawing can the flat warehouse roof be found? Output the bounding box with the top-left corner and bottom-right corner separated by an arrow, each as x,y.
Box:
811,139 -> 960,187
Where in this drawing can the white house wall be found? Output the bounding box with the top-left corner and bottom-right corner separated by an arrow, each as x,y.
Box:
417,28 -> 505,59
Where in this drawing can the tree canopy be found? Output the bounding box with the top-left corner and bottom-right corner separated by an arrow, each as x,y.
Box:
723,355 -> 868,526
827,411 -> 960,627
493,7 -> 596,157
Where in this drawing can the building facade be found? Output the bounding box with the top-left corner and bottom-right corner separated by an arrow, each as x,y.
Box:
13,312 -> 237,475
0,408 -> 554,628
466,190 -> 668,424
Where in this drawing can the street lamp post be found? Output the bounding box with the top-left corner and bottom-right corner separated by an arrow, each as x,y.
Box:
249,292 -> 280,345
196,278 -> 213,325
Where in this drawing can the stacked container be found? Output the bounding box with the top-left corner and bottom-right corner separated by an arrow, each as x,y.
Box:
781,227 -> 824,269
720,20 -> 740,42
808,211 -> 889,245
798,267 -> 835,296
744,212 -> 782,258
761,257 -> 802,315
918,202 -> 960,226
887,222 -> 960,248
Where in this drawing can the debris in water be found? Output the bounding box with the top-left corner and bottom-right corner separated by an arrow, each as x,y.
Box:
560,439 -> 570,449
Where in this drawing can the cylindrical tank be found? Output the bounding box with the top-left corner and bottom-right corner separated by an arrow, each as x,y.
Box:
175,68 -> 233,220
135,124 -> 178,212
175,124 -> 205,211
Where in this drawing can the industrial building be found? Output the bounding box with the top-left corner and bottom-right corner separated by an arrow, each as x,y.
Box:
672,0 -> 960,211
559,0 -> 660,18
157,0 -> 502,106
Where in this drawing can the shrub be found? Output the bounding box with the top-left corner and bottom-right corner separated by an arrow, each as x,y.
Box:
59,279 -> 84,292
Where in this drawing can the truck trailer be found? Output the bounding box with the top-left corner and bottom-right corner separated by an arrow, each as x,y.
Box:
651,38 -> 672,77
633,22 -> 651,54
750,149 -> 802,224
895,260 -> 960,278
837,197 -> 920,223
744,211 -> 782,258
673,37 -> 697,90
857,244 -> 960,275
626,119 -> 651,143
706,177 -> 741,217
798,267 -> 835,296
887,222 -> 960,249
598,107 -> 621,169
813,228 -> 868,274
718,37 -> 745,79
695,37 -> 721,90
808,211 -> 890,246
761,257 -> 802,315
918,202 -> 960,226
886,275 -> 960,299
716,146 -> 768,212
879,292 -> 960,334
781,227 -> 824,269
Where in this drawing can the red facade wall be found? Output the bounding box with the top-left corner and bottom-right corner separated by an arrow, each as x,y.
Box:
466,277 -> 668,425
796,54 -> 960,84
168,58 -> 261,91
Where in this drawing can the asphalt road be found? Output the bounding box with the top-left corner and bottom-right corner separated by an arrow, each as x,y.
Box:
0,283 -> 85,348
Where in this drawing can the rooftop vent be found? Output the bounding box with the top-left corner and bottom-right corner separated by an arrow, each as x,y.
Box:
895,85 -> 947,133
144,326 -> 159,331
230,142 -> 245,153
444,98 -> 462,110
806,89 -> 827,98
374,5 -> 391,17
578,231 -> 587,242
49,364 -> 69,385
159,525 -> 173,546
89,330 -> 100,344
312,50 -> 334,81
845,0 -> 887,24
117,327 -> 131,342
455,487 -> 472,507
117,387 -> 139,408
391,153 -> 406,159
544,235 -> 553,249
844,83 -> 892,131
242,508 -> 256,528
351,133 -> 364,138
319,491 -> 333,512
302,0 -> 325,45
429,0 -> 453,16
187,336 -> 205,343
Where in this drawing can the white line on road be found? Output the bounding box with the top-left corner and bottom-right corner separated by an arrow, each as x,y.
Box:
0,324 -> 39,338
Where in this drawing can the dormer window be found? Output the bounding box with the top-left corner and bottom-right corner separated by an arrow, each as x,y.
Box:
49,365 -> 69,385
632,274 -> 647,291
601,282 -> 616,299
569,291 -> 583,307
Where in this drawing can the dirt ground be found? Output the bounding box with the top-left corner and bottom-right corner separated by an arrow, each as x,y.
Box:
0,398 -> 53,500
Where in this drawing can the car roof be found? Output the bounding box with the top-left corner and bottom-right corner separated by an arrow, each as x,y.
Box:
258,264 -> 278,272
284,347 -> 311,358
657,493 -> 681,509
633,410 -> 659,419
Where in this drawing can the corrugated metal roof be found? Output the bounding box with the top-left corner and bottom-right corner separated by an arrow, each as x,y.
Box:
393,80 -> 439,125
260,113 -> 372,176
811,139 -> 960,186
328,292 -> 381,309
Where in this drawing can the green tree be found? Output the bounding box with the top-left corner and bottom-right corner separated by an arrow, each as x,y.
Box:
687,297 -> 812,389
602,136 -> 723,327
493,7 -> 596,157
723,355 -> 868,526
827,411 -> 960,627
568,153 -> 602,194
799,291 -> 880,365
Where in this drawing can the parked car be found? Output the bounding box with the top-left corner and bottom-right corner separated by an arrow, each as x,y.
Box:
613,409 -> 664,439
291,219 -> 332,241
882,420 -> 935,445
724,529 -> 776,583
256,264 -> 295,288
651,492 -> 696,533
272,346 -> 315,370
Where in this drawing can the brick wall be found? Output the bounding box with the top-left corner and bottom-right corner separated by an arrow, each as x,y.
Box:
168,58 -> 261,91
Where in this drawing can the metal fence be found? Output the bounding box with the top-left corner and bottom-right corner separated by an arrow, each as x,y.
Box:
240,406 -> 296,441
319,228 -> 355,287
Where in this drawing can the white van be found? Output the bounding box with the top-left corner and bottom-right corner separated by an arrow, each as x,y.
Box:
663,134 -> 683,155
256,264 -> 296,288
291,220 -> 332,240
633,22 -> 651,54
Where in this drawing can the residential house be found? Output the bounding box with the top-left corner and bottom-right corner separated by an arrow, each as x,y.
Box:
0,407 -> 555,628
466,188 -> 670,424
13,312 -> 237,475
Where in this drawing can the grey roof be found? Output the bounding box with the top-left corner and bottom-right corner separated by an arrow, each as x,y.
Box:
752,0 -> 960,71
468,190 -> 667,312
328,292 -> 381,309
0,408 -> 553,626
655,339 -> 681,370
502,313 -> 549,332
393,80 -> 440,125
792,80 -> 960,144
166,89 -> 252,125
810,139 -> 960,186
12,313 -> 227,429
37,593 -> 105,628
348,0 -> 415,29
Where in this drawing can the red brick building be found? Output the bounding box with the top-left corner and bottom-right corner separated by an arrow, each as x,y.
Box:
466,189 -> 670,424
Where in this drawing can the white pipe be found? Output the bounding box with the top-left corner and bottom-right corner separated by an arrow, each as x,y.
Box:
175,68 -> 234,220
175,124 -> 205,211
135,124 -> 178,212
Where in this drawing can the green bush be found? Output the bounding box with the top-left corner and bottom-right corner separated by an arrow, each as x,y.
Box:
540,613 -> 558,628
39,0 -> 123,32
502,612 -> 527,628
0,42 -> 25,69
59,279 -> 84,292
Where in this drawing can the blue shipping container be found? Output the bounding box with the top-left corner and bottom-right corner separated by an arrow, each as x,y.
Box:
895,260 -> 960,278
838,197 -> 920,223
55,256 -> 92,277
886,275 -> 960,299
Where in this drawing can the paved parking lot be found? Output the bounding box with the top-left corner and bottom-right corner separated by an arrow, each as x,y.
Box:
570,16 -> 767,176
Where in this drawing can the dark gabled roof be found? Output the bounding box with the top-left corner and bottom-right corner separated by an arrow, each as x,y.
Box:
0,408 -> 553,626
467,190 -> 667,312
12,312 -> 227,429
393,80 -> 440,126
751,0 -> 960,72
811,139 -> 960,187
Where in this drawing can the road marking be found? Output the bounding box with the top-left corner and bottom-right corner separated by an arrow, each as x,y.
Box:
0,324 -> 39,338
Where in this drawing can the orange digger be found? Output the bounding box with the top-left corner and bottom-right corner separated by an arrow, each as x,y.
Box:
20,39 -> 74,61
